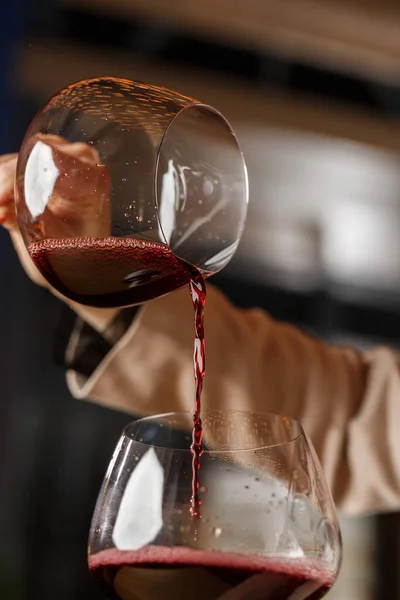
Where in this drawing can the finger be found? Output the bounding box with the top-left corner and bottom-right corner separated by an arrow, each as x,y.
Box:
33,133 -> 69,149
51,145 -> 106,200
35,133 -> 100,166
0,154 -> 17,206
54,141 -> 101,166
28,136 -> 104,202
0,204 -> 18,231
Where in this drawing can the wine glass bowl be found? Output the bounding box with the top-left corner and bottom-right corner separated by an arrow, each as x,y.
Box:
88,410 -> 342,600
14,77 -> 248,308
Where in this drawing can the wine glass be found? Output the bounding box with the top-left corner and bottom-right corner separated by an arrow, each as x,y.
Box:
14,77 -> 248,308
88,410 -> 342,600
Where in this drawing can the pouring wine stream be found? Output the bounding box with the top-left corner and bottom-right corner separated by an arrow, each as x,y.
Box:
187,265 -> 207,518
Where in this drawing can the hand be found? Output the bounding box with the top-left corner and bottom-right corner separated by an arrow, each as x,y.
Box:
0,152 -> 46,287
0,140 -> 119,331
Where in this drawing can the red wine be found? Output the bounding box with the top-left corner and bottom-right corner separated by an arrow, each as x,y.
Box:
186,264 -> 206,518
28,237 -> 191,308
88,546 -> 333,600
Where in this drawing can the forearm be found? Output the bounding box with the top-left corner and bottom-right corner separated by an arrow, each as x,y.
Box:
61,283 -> 400,514
11,224 -> 121,335
56,294 -> 120,335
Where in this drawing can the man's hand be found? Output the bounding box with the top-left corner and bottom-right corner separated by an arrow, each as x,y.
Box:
0,152 -> 47,287
0,141 -> 119,332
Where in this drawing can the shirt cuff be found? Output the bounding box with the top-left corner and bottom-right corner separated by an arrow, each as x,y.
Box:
53,304 -> 140,378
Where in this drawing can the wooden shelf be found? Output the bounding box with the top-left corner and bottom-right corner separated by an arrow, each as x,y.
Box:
64,0 -> 400,84
15,39 -> 400,152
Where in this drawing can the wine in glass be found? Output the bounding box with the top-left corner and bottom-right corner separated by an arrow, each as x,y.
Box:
88,410 -> 342,600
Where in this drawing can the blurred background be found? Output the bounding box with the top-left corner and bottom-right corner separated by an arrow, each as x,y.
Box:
1,0 -> 400,598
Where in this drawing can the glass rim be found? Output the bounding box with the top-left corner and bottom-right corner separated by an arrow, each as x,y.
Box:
154,101 -> 249,261
122,409 -> 305,454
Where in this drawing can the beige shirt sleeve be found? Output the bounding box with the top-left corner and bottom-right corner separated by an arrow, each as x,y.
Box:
67,284 -> 400,516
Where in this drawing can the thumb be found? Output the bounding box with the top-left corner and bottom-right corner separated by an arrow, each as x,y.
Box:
0,154 -> 18,232
0,152 -> 50,287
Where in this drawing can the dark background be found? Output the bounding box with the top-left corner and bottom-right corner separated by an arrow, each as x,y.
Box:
1,1 -> 400,598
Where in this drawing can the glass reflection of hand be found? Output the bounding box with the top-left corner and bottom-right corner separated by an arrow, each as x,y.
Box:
0,139 -> 117,330
23,134 -> 111,240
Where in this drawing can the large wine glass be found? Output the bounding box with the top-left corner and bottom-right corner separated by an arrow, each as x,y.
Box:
88,410 -> 342,600
14,77 -> 248,308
